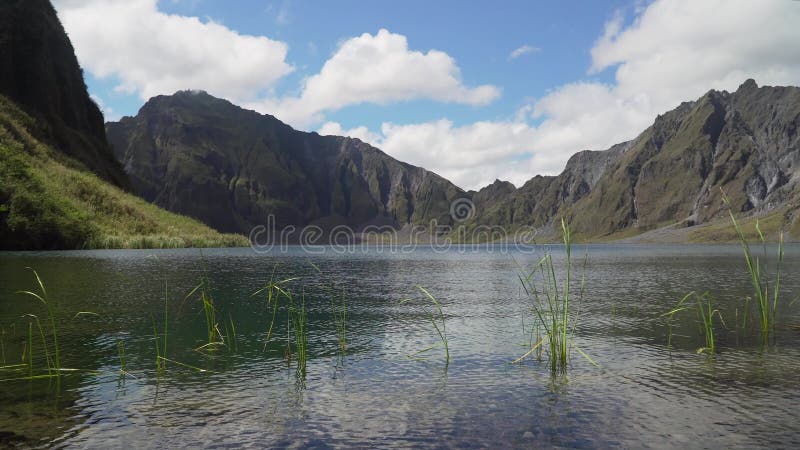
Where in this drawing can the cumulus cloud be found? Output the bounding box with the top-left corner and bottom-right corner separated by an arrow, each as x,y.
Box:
54,0 -> 293,102
508,44 -> 540,61
320,119 -> 537,189
530,0 -> 800,166
249,29 -> 501,127
55,2 -> 500,128
318,121 -> 382,144
320,0 -> 800,190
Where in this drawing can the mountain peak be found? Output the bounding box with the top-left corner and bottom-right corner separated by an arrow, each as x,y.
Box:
737,78 -> 759,92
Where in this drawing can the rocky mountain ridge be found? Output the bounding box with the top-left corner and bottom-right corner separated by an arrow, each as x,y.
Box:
465,79 -> 800,240
107,80 -> 800,241
107,91 -> 465,234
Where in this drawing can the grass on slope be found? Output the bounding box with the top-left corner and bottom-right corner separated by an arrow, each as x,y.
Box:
686,209 -> 789,243
0,95 -> 248,250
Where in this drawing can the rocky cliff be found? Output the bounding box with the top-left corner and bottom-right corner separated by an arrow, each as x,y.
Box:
467,80 -> 800,239
107,91 -> 465,234
0,0 -> 128,188
108,81 -> 800,241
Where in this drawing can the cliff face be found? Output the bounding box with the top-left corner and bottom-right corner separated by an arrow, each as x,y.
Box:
0,0 -> 128,188
107,91 -> 465,233
108,81 -> 800,240
467,80 -> 800,238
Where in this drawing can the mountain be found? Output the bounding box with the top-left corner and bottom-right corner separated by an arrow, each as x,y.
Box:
107,91 -> 465,234
0,0 -> 128,188
108,81 -> 800,242
0,95 -> 247,250
0,0 -> 246,249
465,80 -> 800,241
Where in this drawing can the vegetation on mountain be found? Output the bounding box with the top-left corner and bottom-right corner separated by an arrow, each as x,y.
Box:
0,0 -> 128,188
465,80 -> 800,241
0,95 -> 247,250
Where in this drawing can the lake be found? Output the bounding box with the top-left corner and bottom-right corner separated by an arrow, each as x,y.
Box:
1,244 -> 799,448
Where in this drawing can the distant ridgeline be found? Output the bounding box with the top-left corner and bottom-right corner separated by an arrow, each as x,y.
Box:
109,81 -> 800,242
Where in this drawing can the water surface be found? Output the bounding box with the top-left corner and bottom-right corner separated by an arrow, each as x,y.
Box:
1,245 -> 799,448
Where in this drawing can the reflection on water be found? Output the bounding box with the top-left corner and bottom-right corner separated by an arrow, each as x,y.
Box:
0,245 -> 799,448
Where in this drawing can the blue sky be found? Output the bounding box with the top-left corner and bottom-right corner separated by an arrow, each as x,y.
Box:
89,0 -> 629,130
55,0 -> 800,189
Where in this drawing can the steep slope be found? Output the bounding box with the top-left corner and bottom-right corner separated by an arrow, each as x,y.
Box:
0,0 -> 128,188
107,91 -> 465,234
469,80 -> 800,240
0,95 -> 247,250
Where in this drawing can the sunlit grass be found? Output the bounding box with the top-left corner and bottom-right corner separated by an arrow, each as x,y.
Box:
252,266 -> 298,353
513,219 -> 597,373
16,268 -> 61,377
662,291 -> 723,354
722,190 -> 785,338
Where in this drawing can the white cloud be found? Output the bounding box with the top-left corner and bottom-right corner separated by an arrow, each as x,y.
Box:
320,119 -> 537,189
89,94 -> 120,122
54,0 -> 293,102
318,121 -> 382,144
530,0 -> 800,166
318,0 -> 800,191
249,29 -> 501,127
508,44 -> 540,61
56,1 -> 500,129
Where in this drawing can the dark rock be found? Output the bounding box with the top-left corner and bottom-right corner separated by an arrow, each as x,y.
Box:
0,0 -> 129,188
107,91 -> 465,233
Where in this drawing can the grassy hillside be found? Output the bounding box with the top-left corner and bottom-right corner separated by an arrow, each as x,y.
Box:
0,95 -> 248,250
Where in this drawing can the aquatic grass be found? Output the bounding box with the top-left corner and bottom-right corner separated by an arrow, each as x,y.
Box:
26,322 -> 32,375
17,268 -> 60,376
662,291 -> 724,354
722,190 -> 785,337
252,266 -> 298,352
223,313 -> 238,353
513,219 -> 596,373
156,357 -> 210,373
185,269 -> 224,350
289,290 -> 308,377
151,280 -> 170,372
151,315 -> 165,372
117,339 -> 127,375
403,286 -> 450,367
331,288 -> 347,354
